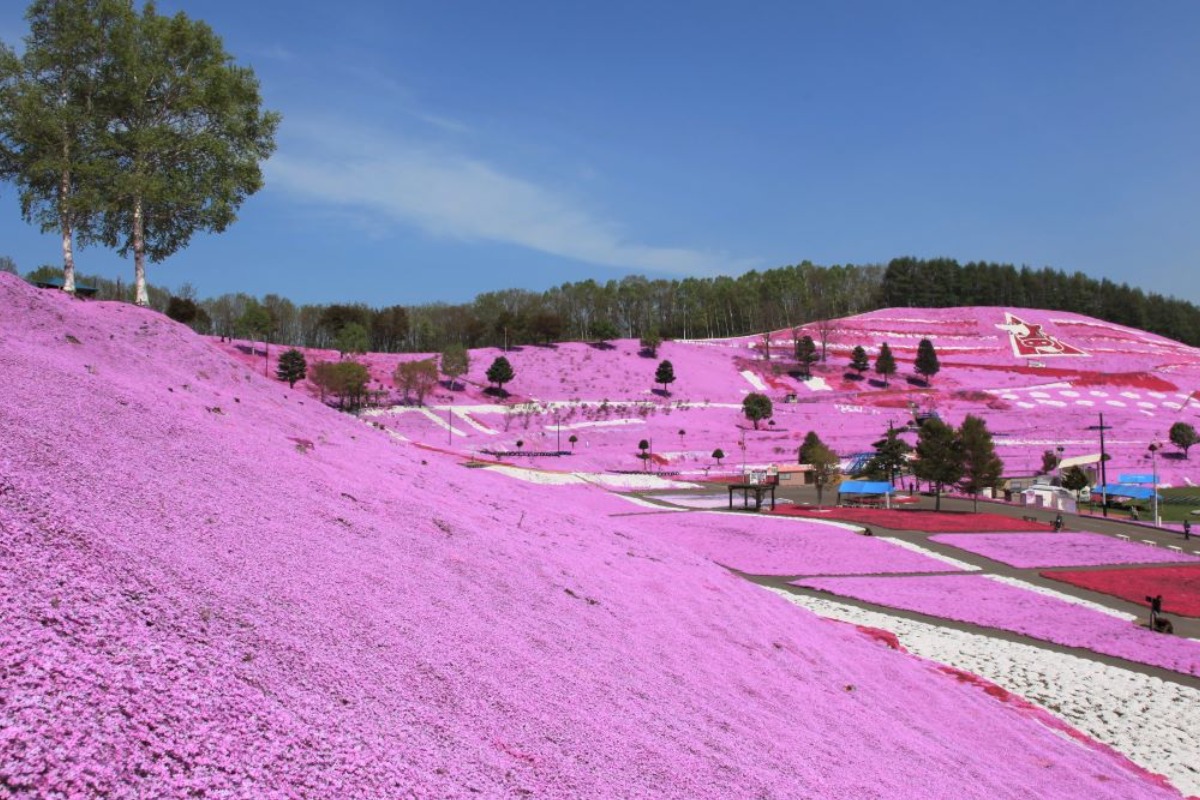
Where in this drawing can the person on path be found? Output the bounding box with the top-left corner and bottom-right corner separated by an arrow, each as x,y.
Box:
1053,513 -> 1063,532
1147,594 -> 1163,630
1131,506 -> 1140,521
1185,519 -> 1192,541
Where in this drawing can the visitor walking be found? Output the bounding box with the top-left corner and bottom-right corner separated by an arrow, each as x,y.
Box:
1052,513 -> 1063,532
1184,519 -> 1192,541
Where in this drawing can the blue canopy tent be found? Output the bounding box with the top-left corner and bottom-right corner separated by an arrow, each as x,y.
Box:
838,480 -> 895,507
1096,484 -> 1158,501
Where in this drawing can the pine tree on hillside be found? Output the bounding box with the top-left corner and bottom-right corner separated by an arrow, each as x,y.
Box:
276,348 -> 307,388
486,356 -> 515,392
849,345 -> 870,378
958,415 -> 1003,511
915,338 -> 940,385
794,335 -> 818,378
742,393 -> 773,430
655,359 -> 676,393
874,343 -> 897,387
1170,421 -> 1198,459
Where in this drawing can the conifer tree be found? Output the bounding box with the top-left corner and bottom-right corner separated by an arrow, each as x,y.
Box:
486,355 -> 515,392
874,343 -> 897,387
276,348 -> 307,388
915,338 -> 940,385
912,417 -> 963,511
1170,421 -> 1198,459
867,425 -> 912,485
958,414 -> 1003,511
794,335 -> 818,378
798,430 -> 823,465
849,345 -> 870,378
654,359 -> 676,393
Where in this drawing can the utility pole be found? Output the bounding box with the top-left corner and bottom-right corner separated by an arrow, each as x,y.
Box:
1087,414 -> 1112,517
1148,442 -> 1160,528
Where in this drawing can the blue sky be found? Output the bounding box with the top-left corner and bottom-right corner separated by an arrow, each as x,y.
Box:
2,1 -> 1199,306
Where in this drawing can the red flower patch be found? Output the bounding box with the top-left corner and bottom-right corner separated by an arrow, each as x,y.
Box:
771,506 -> 1050,533
1041,565 -> 1200,618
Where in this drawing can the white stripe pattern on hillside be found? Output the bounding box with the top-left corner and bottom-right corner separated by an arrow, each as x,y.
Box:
982,574 -> 1137,621
878,538 -> 979,571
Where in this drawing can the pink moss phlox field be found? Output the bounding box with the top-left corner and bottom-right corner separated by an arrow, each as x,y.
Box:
794,574 -> 1200,677
217,304 -> 1200,494
772,507 -> 1052,532
0,274 -> 1188,798
629,512 -> 962,575
1042,566 -> 1200,618
930,532 -> 1200,569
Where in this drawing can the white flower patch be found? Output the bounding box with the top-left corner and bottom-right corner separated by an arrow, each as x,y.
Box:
1137,402 -> 1156,409
1119,391 -> 1141,400
1140,410 -> 1156,417
1105,400 -> 1126,408
558,419 -> 647,430
982,575 -> 1136,621
1059,390 -> 1079,397
879,538 -> 979,571
766,589 -> 1200,797
419,407 -> 466,437
804,377 -> 832,392
835,404 -> 864,413
1035,400 -> 1067,408
1089,391 -> 1109,398
484,465 -> 587,485
1163,402 -> 1183,410
454,408 -> 498,435
740,370 -> 767,391
1074,400 -> 1095,407
1030,391 -> 1050,398
584,473 -> 698,490
1148,392 -> 1167,399
1017,402 -> 1037,409
1001,394 -> 1020,401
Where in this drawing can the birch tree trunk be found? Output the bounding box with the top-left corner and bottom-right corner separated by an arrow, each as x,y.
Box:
133,194 -> 148,306
59,148 -> 75,294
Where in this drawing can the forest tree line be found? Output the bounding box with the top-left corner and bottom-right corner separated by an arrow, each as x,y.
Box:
12,256 -> 1200,352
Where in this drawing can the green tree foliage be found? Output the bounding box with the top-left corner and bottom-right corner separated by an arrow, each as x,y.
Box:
712,448 -> 725,465
440,344 -> 470,389
0,0 -> 126,294
486,355 -> 515,392
914,338 -> 940,385
591,318 -> 619,344
334,322 -> 369,357
276,348 -> 306,388
794,334 -> 817,378
393,358 -> 438,405
798,430 -> 823,465
654,359 -> 676,393
806,439 -> 841,508
1169,422 -> 1198,459
91,4 -> 279,305
912,417 -> 963,511
849,345 -> 869,377
637,438 -> 650,470
1062,465 -> 1090,493
958,414 -> 1003,511
370,305 -> 409,352
874,343 -> 896,387
742,392 -> 773,430
865,426 -> 912,484
165,295 -> 201,325
1040,449 -> 1061,475
310,360 -> 370,411
639,331 -> 662,357
530,311 -> 565,344
319,304 -> 371,340
236,300 -> 272,342
568,434 -> 578,449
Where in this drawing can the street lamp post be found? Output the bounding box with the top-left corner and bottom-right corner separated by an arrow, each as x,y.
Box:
1148,442 -> 1160,528
1086,414 -> 1112,517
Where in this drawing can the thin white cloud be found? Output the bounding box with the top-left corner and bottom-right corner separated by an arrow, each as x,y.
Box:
266,120 -> 748,276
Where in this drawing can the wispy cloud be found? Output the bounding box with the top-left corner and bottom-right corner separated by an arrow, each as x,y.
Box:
252,43 -> 296,62
266,120 -> 747,276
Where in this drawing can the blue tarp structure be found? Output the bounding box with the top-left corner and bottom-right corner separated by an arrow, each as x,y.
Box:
1118,473 -> 1155,485
1096,484 -> 1158,500
838,481 -> 895,496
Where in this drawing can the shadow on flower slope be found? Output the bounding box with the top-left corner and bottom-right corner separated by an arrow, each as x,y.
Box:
0,274 -> 1181,799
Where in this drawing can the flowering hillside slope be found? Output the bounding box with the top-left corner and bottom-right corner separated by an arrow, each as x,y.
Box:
237,304 -> 1200,497
0,273 -> 1185,798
